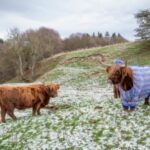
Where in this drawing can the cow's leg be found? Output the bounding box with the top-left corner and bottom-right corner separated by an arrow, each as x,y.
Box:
1,106 -> 7,123
7,106 -> 17,121
35,103 -> 41,116
37,109 -> 41,116
32,105 -> 36,116
144,97 -> 149,105
7,111 -> 17,121
113,85 -> 120,98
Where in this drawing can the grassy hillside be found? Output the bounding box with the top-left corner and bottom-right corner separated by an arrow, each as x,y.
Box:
0,42 -> 150,149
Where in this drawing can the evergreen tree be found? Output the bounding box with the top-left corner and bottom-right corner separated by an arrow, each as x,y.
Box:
105,31 -> 110,37
112,33 -> 116,38
92,32 -> 95,37
0,38 -> 4,44
135,9 -> 150,40
98,32 -> 103,38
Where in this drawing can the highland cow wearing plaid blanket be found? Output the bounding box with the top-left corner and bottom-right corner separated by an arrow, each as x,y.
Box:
119,66 -> 150,110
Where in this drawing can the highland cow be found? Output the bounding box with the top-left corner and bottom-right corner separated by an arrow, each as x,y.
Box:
0,83 -> 60,122
106,65 -> 150,111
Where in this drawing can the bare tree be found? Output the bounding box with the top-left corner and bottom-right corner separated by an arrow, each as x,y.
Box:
23,27 -> 63,77
7,28 -> 25,78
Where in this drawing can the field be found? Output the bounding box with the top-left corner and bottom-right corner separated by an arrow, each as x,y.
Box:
0,42 -> 150,149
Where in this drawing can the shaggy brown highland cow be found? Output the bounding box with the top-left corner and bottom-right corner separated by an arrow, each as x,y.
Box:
0,83 -> 60,123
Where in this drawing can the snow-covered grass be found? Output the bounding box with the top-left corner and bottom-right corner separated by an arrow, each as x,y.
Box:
0,84 -> 150,149
0,43 -> 150,149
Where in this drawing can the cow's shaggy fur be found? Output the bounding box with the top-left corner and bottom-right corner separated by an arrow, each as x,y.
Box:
0,83 -> 60,122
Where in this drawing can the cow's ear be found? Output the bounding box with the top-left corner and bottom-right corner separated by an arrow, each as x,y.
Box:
49,85 -> 55,92
49,86 -> 53,92
106,66 -> 111,73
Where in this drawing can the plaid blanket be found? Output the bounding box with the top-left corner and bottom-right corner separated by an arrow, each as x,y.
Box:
119,66 -> 150,108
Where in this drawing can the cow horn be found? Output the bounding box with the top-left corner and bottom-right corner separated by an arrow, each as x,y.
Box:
98,60 -> 111,68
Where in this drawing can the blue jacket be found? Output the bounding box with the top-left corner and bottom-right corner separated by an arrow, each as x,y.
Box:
119,66 -> 150,107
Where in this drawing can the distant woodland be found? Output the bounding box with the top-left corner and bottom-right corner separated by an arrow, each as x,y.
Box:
0,28 -> 127,83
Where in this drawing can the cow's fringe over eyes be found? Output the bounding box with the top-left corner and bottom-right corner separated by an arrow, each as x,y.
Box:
120,67 -> 133,91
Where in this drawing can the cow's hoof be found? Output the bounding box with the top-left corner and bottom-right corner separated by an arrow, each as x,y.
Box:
123,109 -> 129,112
128,109 -> 135,112
144,102 -> 149,105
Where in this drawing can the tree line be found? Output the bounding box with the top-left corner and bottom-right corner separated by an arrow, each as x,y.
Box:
0,27 -> 127,83
63,32 -> 127,51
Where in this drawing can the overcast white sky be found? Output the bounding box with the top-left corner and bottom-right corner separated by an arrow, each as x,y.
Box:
0,0 -> 150,41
